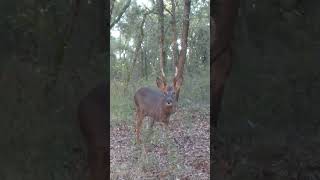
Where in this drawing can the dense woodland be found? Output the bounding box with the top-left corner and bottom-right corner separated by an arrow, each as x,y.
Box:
110,0 -> 211,179
0,0 -> 106,179
214,0 -> 320,179
0,0 -> 320,179
110,0 -> 210,122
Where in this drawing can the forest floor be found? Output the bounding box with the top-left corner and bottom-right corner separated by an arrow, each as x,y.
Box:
110,105 -> 210,180
212,122 -> 320,179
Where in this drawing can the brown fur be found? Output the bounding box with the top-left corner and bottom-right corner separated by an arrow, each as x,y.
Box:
134,78 -> 177,144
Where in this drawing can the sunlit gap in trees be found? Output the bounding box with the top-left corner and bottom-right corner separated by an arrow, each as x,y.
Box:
111,27 -> 120,39
111,0 -> 183,63
111,25 -> 134,60
136,0 -> 152,8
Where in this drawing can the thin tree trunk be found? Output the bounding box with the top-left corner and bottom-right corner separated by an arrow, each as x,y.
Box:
124,12 -> 150,91
174,0 -> 191,101
171,0 -> 179,73
158,0 -> 166,81
144,49 -> 148,80
110,0 -> 131,29
141,47 -> 144,78
110,0 -> 115,17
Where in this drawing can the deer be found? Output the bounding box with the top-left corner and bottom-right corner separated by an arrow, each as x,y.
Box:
77,81 -> 108,180
134,68 -> 182,144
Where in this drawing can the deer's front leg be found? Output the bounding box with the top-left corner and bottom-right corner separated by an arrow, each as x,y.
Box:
135,112 -> 144,144
142,119 -> 155,145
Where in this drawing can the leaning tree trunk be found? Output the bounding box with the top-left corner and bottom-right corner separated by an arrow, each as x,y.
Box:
110,0 -> 131,29
211,0 -> 239,128
211,0 -> 240,177
173,0 -> 191,102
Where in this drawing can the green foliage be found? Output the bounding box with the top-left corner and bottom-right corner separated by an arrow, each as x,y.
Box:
110,67 -> 210,122
111,1 -> 210,123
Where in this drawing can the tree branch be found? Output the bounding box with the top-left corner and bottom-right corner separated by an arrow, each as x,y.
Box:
164,6 -> 173,16
110,0 -> 116,17
110,0 -> 131,29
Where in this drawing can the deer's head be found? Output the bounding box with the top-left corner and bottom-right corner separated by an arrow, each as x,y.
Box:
156,66 -> 182,114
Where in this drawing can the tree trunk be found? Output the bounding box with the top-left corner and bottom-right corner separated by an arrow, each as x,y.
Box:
110,0 -> 115,17
45,0 -> 81,98
141,47 -> 144,78
124,12 -> 149,92
157,0 -> 166,81
174,0 -> 191,101
171,0 -> 179,71
144,49 -> 148,80
97,0 -> 107,52
110,0 -> 132,29
211,0 -> 239,128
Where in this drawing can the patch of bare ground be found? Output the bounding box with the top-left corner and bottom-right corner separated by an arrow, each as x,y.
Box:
111,105 -> 210,179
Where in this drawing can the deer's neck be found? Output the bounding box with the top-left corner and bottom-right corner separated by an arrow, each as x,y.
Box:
157,105 -> 171,123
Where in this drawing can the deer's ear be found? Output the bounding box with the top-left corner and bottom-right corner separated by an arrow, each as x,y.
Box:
156,77 -> 167,92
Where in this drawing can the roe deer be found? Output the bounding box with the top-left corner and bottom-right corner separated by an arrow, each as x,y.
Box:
134,72 -> 182,144
78,81 -> 107,180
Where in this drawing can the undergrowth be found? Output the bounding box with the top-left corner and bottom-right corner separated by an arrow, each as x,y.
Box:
110,68 -> 210,125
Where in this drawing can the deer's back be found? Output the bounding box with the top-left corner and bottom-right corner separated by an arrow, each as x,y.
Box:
134,87 -> 162,111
